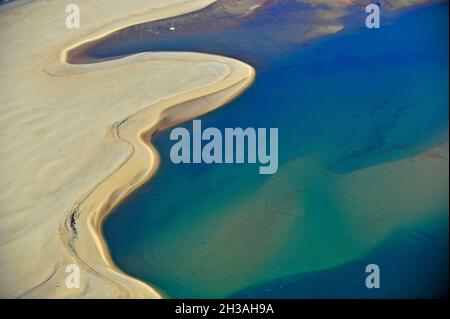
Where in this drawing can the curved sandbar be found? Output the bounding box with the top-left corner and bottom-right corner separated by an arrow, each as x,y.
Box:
0,0 -> 254,298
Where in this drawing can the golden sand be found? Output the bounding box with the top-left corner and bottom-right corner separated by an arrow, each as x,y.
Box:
0,0 -> 254,298
0,0 -> 438,299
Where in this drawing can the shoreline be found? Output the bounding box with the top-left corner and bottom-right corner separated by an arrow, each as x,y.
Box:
0,0 -> 254,298
58,0 -> 446,299
0,0 -> 441,298
56,1 -> 256,299
61,53 -> 255,299
59,0 -> 218,65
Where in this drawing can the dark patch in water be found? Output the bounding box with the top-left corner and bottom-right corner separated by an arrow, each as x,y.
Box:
68,0 -> 369,66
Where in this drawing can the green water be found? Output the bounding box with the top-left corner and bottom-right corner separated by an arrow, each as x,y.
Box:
103,3 -> 449,298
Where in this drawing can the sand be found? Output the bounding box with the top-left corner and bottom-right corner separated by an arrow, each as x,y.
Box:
0,0 -> 254,298
137,142 -> 448,297
0,0 -> 441,299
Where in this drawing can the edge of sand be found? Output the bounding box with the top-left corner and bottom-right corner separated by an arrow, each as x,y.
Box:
60,53 -> 255,299
0,0 -> 254,298
57,6 -> 256,298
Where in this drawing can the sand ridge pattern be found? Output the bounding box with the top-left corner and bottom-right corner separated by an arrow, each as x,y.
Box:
0,0 -> 254,298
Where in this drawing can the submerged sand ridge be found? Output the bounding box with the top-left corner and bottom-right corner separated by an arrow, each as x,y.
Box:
0,0 -> 254,298
0,0 -> 442,299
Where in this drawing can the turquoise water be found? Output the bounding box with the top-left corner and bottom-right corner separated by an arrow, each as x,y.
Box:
232,219 -> 449,298
103,3 -> 449,298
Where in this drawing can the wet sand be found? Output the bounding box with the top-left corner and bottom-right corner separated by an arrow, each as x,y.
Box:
0,0 -> 254,298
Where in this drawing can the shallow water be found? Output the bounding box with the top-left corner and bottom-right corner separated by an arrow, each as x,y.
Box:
103,2 -> 449,298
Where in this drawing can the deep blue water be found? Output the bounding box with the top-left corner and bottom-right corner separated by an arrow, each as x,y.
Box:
103,3 -> 449,298
233,219 -> 448,298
